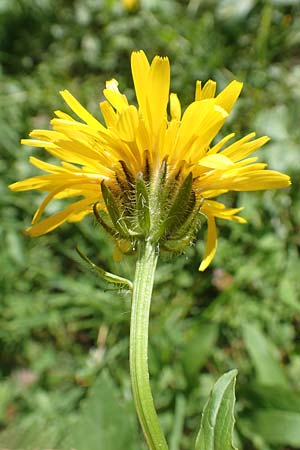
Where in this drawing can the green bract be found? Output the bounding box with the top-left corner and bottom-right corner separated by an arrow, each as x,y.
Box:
95,159 -> 202,256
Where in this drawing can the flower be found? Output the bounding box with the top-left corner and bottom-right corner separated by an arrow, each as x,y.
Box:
9,50 -> 291,270
122,0 -> 138,11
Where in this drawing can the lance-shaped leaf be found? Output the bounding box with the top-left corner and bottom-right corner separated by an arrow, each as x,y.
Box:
195,369 -> 238,450
76,246 -> 133,290
242,323 -> 288,387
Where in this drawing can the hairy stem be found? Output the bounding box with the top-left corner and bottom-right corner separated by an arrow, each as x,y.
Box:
130,240 -> 169,450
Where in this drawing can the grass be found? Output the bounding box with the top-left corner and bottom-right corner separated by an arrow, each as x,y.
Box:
1,1 -> 300,448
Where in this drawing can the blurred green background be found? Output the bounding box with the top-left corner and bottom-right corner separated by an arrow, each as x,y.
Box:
1,0 -> 300,449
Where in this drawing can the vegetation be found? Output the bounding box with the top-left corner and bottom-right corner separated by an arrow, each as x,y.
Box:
1,0 -> 300,449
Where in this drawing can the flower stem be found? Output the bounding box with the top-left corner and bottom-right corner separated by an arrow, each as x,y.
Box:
130,240 -> 169,450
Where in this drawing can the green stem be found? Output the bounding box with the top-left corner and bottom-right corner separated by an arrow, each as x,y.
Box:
130,239 -> 169,450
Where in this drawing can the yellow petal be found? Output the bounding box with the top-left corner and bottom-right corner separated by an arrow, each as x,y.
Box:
195,80 -> 202,101
201,80 -> 217,99
29,156 -> 71,173
131,50 -> 150,117
209,133 -> 235,154
199,154 -> 234,169
116,105 -> 139,142
68,208 -> 91,222
26,198 -> 95,237
202,189 -> 229,199
199,215 -> 217,271
232,171 -> 291,191
219,133 -> 255,159
9,175 -> 57,192
170,93 -> 181,120
27,209 -> 72,236
106,78 -> 120,92
50,119 -> 105,141
164,120 -> 180,161
60,90 -> 105,130
21,139 -> 56,149
222,135 -> 270,161
100,100 -> 118,128
103,90 -> 128,112
176,102 -> 228,159
233,157 -> 259,168
31,179 -> 90,224
176,100 -> 218,151
103,79 -> 129,112
147,55 -> 170,134
201,200 -> 246,223
215,80 -> 243,113
29,129 -> 66,141
54,110 -> 75,121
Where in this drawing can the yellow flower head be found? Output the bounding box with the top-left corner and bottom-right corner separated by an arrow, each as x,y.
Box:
122,0 -> 138,11
10,51 -> 290,270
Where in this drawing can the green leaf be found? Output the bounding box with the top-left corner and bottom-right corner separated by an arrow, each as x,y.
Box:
182,322 -> 218,379
195,369 -> 238,450
170,394 -> 186,450
0,417 -> 59,450
250,409 -> 300,446
248,383 -> 300,413
242,323 -> 288,387
68,371 -> 138,450
76,246 -> 133,290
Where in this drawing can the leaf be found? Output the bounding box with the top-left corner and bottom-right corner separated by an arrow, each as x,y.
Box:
242,323 -> 288,387
248,383 -> 300,413
68,371 -> 138,450
195,369 -> 238,450
0,417 -> 59,450
76,246 -> 133,290
250,409 -> 300,446
182,322 -> 218,378
170,394 -> 186,450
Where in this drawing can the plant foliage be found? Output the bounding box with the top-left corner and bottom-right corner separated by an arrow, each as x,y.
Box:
1,1 -> 300,449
